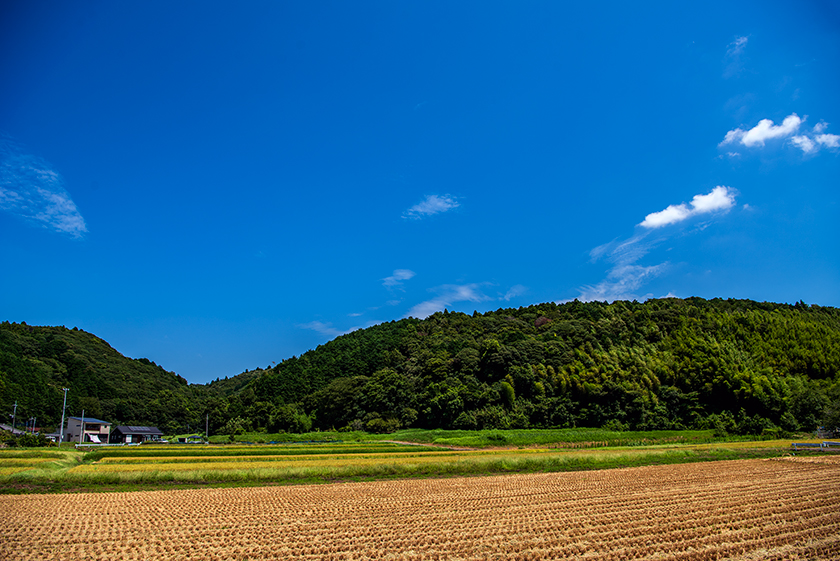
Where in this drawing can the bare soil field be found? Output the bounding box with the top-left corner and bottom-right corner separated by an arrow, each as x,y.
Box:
1,457 -> 838,560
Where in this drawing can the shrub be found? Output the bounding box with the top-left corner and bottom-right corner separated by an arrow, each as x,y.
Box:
453,411 -> 478,430
486,431 -> 507,443
365,416 -> 401,434
0,431 -> 51,447
822,401 -> 840,437
474,406 -> 510,430
735,410 -> 776,436
601,419 -> 628,432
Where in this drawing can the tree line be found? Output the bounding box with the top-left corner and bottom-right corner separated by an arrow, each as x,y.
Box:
2,297 -> 839,437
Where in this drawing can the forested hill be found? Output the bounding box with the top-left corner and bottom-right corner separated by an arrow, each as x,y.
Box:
2,298 -> 840,436
0,322 -> 190,429
248,297 -> 840,434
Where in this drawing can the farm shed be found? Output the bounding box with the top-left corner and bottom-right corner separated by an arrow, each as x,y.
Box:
110,426 -> 164,444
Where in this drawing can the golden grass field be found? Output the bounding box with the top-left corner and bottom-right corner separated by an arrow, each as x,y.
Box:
28,439 -> 807,484
2,456 -> 839,560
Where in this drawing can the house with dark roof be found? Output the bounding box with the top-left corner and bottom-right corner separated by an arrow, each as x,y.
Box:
109,425 -> 164,444
64,416 -> 111,444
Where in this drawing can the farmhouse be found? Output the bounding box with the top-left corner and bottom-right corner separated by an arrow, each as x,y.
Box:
64,416 -> 111,444
110,425 -> 164,444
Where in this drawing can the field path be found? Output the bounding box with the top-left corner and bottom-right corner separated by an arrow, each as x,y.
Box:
2,457 -> 839,560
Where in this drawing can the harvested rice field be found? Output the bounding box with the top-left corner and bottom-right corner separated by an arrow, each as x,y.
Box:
2,456 -> 839,560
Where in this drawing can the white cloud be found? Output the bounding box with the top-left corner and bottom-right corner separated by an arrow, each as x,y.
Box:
791,135 -> 816,153
640,186 -> 735,229
816,133 -> 840,148
0,138 -> 88,238
382,269 -> 416,288
720,129 -> 746,146
640,204 -> 692,229
784,121 -> 839,153
720,114 -> 839,154
406,283 -> 492,319
690,187 -> 736,213
575,187 -> 741,303
402,194 -> 459,219
720,114 -> 802,148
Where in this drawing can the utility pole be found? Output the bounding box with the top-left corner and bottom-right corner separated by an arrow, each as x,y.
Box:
11,401 -> 16,433
58,388 -> 69,446
79,410 -> 85,444
32,417 -> 37,434
206,413 -> 209,441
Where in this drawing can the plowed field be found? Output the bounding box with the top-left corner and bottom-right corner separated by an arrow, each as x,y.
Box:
2,457 -> 839,560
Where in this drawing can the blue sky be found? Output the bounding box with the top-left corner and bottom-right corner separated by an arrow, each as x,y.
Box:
2,1 -> 838,384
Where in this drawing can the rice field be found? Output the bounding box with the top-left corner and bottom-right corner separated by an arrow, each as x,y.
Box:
0,439 -> 808,488
2,456 -> 838,560
0,453 -> 68,477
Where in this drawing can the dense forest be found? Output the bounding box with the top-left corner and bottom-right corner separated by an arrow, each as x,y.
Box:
2,298 -> 839,436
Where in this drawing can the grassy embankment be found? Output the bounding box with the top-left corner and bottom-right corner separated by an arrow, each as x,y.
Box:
0,429 -> 822,494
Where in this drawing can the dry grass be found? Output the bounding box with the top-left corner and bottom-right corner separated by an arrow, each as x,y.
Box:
2,457 -> 839,560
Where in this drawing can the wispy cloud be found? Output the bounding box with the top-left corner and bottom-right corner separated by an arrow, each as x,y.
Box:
382,269 -> 416,289
299,321 -> 359,338
406,281 -> 530,318
640,186 -> 736,229
402,194 -> 459,219
578,264 -> 668,302
502,284 -> 527,301
0,138 -> 87,238
727,36 -> 748,57
723,36 -> 749,78
406,283 -> 493,319
573,187 -> 739,302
